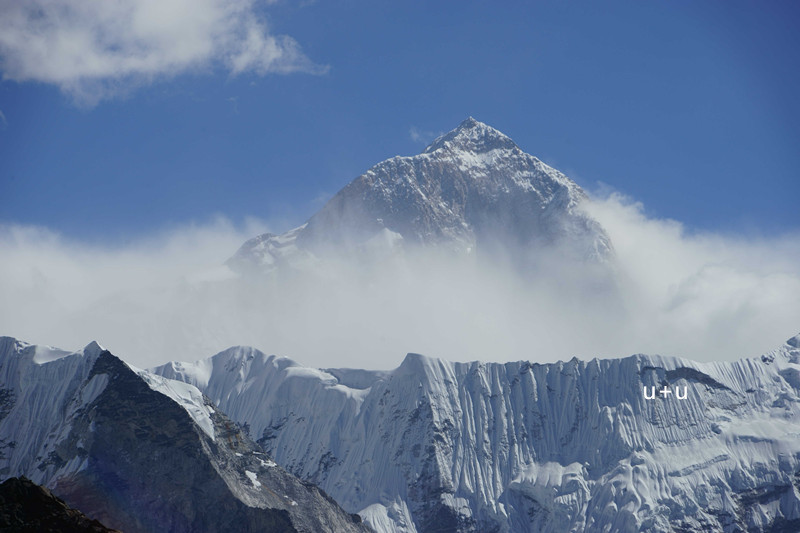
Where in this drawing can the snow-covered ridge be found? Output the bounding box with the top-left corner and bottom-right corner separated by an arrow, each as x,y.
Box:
153,345 -> 376,431
0,337 -> 372,532
0,336 -> 220,478
0,335 -> 222,450
0,337 -> 107,485
154,334 -> 800,532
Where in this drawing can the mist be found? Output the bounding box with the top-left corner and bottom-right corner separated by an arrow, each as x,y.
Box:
1,197 -> 798,369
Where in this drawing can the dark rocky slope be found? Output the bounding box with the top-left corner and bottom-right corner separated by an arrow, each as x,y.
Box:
0,476 -> 120,533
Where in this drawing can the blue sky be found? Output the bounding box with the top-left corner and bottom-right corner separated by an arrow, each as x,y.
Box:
1,0 -> 798,241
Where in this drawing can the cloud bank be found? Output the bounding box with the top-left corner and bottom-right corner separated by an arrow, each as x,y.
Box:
584,194 -> 800,361
0,0 -> 325,104
1,198 -> 798,369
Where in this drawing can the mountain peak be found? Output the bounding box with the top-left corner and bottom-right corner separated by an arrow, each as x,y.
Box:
83,340 -> 105,355
230,117 -> 614,270
787,333 -> 800,349
423,117 -> 518,154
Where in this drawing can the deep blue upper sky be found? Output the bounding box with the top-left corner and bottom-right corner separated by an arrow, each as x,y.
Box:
1,1 -> 798,242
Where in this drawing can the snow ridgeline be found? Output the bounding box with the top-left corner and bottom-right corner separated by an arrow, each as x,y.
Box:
154,335 -> 800,533
0,337 -> 371,533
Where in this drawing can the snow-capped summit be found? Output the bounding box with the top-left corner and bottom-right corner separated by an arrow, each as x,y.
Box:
229,118 -> 612,273
422,117 -> 519,154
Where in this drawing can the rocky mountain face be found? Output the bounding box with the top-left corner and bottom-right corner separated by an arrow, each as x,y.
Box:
0,337 -> 371,533
154,336 -> 800,533
228,118 -> 612,274
0,476 -> 121,533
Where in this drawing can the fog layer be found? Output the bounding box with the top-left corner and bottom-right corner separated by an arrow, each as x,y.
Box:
1,197 -> 798,369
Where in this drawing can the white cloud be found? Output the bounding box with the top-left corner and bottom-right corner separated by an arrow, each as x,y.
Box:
582,194 -> 800,359
0,0 -> 326,104
0,216 -> 270,365
1,200 -> 798,369
409,126 -> 439,145
0,109 -> 6,128
227,95 -> 239,114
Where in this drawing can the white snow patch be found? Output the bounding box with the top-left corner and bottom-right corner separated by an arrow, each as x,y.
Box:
133,367 -> 216,440
163,359 -> 213,390
513,461 -> 585,487
728,416 -> 799,442
32,345 -> 74,364
440,494 -> 472,519
328,384 -> 371,415
245,470 -> 261,488
360,500 -> 418,533
328,383 -> 370,400
284,366 -> 337,383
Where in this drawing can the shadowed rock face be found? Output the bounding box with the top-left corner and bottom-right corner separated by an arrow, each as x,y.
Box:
229,118 -> 612,274
0,476 -> 120,533
52,351 -> 299,533
0,338 -> 372,533
154,337 -> 800,533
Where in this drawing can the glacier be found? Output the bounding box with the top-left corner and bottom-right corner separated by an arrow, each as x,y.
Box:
154,335 -> 800,532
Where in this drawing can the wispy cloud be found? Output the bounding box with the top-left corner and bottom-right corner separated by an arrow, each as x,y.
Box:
0,0 -> 327,105
227,96 -> 239,114
0,109 -> 7,128
310,190 -> 332,210
409,126 -> 440,145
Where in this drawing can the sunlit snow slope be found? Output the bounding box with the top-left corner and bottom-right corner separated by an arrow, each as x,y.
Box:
0,337 -> 371,533
154,335 -> 800,533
